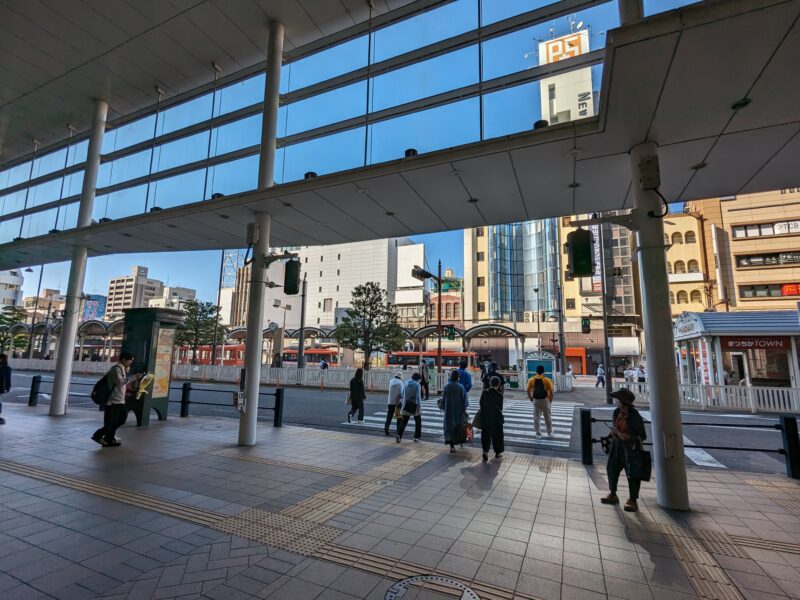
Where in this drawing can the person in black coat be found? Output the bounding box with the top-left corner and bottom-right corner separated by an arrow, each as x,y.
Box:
479,375 -> 504,461
348,367 -> 367,423
601,388 -> 647,512
0,353 -> 11,425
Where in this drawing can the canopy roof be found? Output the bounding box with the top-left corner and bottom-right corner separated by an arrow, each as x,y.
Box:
1,0 -> 798,270
673,311 -> 800,340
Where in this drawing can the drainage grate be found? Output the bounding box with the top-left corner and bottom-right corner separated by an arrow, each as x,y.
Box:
196,446 -> 355,478
730,535 -> 800,555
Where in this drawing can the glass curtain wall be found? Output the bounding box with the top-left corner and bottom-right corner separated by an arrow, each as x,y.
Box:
0,0 -> 703,244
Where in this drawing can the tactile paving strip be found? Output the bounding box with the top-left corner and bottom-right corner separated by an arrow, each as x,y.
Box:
730,535 -> 800,555
312,543 -> 544,600
694,529 -> 751,559
657,523 -> 745,600
747,479 -> 800,515
196,446 -> 355,478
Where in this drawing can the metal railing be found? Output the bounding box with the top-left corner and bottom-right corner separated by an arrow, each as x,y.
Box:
579,408 -> 800,480
615,381 -> 800,414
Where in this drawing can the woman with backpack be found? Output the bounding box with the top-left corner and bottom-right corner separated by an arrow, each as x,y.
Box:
397,372 -> 422,442
347,367 -> 366,423
479,375 -> 504,461
442,370 -> 468,453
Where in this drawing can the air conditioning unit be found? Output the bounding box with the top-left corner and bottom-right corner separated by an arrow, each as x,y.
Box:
523,311 -> 535,323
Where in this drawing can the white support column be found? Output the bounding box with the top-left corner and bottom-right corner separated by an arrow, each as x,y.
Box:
50,99 -> 107,416
238,20 -> 283,446
630,142 -> 689,510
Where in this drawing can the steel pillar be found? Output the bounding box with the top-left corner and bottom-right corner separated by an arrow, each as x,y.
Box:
631,142 -> 689,510
619,0 -> 644,25
50,99 -> 107,416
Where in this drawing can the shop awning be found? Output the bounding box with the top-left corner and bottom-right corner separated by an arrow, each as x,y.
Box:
674,311 -> 800,341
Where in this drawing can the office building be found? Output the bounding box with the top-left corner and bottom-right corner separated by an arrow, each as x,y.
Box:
23,288 -> 65,321
147,286 -> 196,311
80,294 -> 107,321
394,244 -> 427,329
105,266 -> 164,320
0,269 -> 24,307
663,214 -> 708,316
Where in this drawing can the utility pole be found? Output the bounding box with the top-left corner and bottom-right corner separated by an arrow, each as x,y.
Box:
210,250 -> 225,366
437,260 -> 442,378
297,274 -> 307,369
555,222 -> 567,374
596,216 -> 613,404
27,265 -> 44,359
533,287 -> 541,351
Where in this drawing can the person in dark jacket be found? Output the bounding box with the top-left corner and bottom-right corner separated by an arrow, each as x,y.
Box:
0,353 -> 10,425
601,388 -> 647,512
348,367 -> 367,423
442,370 -> 468,453
479,375 -> 504,461
482,362 -> 505,392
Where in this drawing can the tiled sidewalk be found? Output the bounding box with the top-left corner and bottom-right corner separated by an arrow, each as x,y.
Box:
1,403 -> 800,600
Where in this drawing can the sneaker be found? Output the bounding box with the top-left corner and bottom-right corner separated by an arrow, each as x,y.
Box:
91,432 -> 108,447
495,453 -> 503,459
413,438 -> 421,442
384,430 -> 390,436
396,436 -> 401,443
358,420 -> 364,424
534,433 -> 542,439
482,453 -> 488,462
0,417 -> 5,425
106,440 -> 121,447
600,494 -> 620,505
624,499 -> 638,512
347,413 -> 351,423
449,447 -> 456,454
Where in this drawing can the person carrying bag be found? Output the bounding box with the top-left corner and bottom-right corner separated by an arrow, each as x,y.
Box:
600,388 -> 649,512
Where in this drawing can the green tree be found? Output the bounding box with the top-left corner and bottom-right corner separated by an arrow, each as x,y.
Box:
174,300 -> 223,365
333,282 -> 405,370
0,306 -> 28,353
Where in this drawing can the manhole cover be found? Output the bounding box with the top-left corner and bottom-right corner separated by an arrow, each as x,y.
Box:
385,575 -> 480,599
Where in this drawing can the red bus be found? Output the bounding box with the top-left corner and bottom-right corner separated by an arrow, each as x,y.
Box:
176,344 -> 244,366
387,351 -> 477,369
281,347 -> 339,367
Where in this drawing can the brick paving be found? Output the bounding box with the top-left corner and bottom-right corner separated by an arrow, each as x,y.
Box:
1,402 -> 800,599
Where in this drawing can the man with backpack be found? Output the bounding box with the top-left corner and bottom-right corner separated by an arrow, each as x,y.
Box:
527,365 -> 554,439
91,351 -> 140,447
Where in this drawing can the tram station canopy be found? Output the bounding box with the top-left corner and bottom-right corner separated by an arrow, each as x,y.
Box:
0,0 -> 798,270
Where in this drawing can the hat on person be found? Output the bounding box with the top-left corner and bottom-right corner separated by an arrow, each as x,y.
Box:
395,372 -> 403,379
610,388 -> 636,405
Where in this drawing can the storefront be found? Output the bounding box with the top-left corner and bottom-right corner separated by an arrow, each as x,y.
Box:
673,311 -> 800,387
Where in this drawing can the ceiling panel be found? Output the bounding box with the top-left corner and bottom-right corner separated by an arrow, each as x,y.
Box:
453,153 -> 526,227
357,173 -> 447,234
656,137 -> 717,202
509,140 -> 574,219
739,130 -> 800,195
400,164 -> 477,231
682,124 -> 800,200
315,180 -> 410,239
649,1 -> 798,146
573,153 -> 631,215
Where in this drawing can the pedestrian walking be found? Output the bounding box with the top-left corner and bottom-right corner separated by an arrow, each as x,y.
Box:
347,367 -> 366,423
595,364 -> 606,388
479,375 -> 504,461
527,365 -> 554,438
601,388 -> 647,512
92,351 -> 141,447
0,353 -> 11,426
385,372 -> 403,436
441,370 -> 468,453
456,360 -> 473,396
420,361 -> 430,400
482,362 -> 505,392
397,372 -> 422,443
320,359 -> 329,370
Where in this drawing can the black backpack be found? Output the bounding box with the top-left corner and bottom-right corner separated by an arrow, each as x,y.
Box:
532,377 -> 547,400
91,372 -> 113,405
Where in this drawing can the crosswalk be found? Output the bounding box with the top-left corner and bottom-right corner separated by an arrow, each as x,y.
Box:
344,399 -> 577,449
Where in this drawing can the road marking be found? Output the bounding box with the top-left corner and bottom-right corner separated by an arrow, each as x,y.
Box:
639,410 -> 726,469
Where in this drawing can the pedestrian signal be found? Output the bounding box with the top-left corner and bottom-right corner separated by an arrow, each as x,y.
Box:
581,317 -> 591,335
284,259 -> 301,295
447,326 -> 456,340
566,228 -> 595,277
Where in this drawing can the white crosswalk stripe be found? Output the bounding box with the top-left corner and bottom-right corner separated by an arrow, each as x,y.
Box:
344,399 -> 577,448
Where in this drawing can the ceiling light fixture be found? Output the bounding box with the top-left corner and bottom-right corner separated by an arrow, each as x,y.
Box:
691,161 -> 708,170
404,148 -> 418,158
304,171 -> 317,179
468,198 -> 479,203
731,97 -> 751,110
386,211 -> 395,216
568,182 -> 581,188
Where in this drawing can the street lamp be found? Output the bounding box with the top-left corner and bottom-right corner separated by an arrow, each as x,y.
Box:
412,261 -> 443,378
533,287 -> 541,351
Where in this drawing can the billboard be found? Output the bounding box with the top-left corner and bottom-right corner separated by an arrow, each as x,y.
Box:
81,294 -> 107,321
538,29 -> 594,125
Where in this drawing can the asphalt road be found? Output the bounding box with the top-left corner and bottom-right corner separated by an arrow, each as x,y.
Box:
4,371 -> 792,476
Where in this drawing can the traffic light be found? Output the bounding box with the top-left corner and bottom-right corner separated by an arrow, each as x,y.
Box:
566,228 -> 595,277
411,265 -> 430,281
283,259 -> 300,295
581,317 -> 591,335
447,326 -> 456,341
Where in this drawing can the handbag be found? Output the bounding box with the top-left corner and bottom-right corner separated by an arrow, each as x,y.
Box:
345,393 -> 352,406
625,439 -> 652,482
464,423 -> 474,443
404,399 -> 418,414
437,397 -> 444,411
454,423 -> 468,444
471,410 -> 482,430
394,405 -> 401,418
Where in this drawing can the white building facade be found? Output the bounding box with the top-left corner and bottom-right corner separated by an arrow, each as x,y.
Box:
0,269 -> 24,307
147,286 -> 197,310
106,266 -> 165,320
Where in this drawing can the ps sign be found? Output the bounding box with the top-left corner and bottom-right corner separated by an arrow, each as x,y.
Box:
543,33 -> 587,63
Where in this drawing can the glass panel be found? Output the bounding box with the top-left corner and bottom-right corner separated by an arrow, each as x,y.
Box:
33,148 -> 68,178
280,81 -> 367,137
761,223 -> 774,236
283,37 -> 368,93
372,0 -> 478,63
19,208 -> 57,238
157,94 -> 214,136
152,131 -> 210,173
644,0 -> 703,16
370,46 -> 478,112
68,140 -> 89,166
1,161 -> 33,189
0,189 -> 29,215
54,202 -> 79,231
28,178 -> 64,207
216,73 -> 264,116
482,4 -> 616,80
64,171 -> 84,197
0,217 -> 22,244
481,0 -> 556,25
97,149 -> 152,188
367,98 -> 480,164
93,185 -> 148,221
280,128 -> 366,183
211,114 -> 261,156
483,80 -> 542,139
148,169 -> 206,210
103,115 -> 156,154
206,155 -> 259,196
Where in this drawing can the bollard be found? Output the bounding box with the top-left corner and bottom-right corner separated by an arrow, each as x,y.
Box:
274,388 -> 284,427
780,414 -> 800,479
28,375 -> 41,407
180,382 -> 191,417
580,408 -> 593,465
